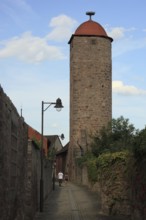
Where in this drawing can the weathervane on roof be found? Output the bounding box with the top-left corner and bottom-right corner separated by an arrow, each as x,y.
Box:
86,11 -> 95,20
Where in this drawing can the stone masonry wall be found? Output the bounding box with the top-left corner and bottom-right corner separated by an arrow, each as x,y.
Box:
80,155 -> 146,220
0,86 -> 53,220
0,86 -> 28,220
25,140 -> 52,220
69,36 -> 112,181
130,158 -> 146,220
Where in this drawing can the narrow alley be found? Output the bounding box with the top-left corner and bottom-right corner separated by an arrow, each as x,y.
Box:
33,182 -> 127,220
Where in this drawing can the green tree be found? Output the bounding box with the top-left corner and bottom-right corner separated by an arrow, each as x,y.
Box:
111,116 -> 137,151
91,116 -> 138,156
91,123 -> 112,157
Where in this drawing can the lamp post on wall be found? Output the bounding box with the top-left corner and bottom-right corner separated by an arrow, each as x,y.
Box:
40,98 -> 63,212
52,133 -> 65,191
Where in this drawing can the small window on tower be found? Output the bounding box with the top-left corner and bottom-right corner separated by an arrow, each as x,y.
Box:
91,39 -> 96,45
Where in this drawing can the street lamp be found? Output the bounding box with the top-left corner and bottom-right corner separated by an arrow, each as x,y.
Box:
52,133 -> 65,191
60,133 -> 65,140
40,98 -> 63,212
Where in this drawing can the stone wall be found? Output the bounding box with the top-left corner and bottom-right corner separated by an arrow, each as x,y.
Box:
0,86 -> 28,220
98,159 -> 131,217
0,86 -> 53,220
80,154 -> 146,220
25,140 -> 52,220
130,158 -> 146,220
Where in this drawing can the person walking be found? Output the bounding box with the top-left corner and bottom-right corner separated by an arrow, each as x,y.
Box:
58,171 -> 63,187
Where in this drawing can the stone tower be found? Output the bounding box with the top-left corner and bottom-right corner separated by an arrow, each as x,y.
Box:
68,12 -> 113,181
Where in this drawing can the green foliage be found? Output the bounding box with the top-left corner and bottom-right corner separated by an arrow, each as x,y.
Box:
76,151 -> 94,167
132,127 -> 146,159
111,116 -> 137,150
96,151 -> 129,168
91,116 -> 138,157
32,137 -> 41,150
76,151 -> 98,183
77,116 -> 146,186
78,116 -> 146,217
86,158 -> 98,183
90,122 -> 113,157
47,147 -> 56,160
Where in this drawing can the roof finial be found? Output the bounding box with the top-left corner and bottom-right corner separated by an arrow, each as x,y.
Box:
86,11 -> 95,20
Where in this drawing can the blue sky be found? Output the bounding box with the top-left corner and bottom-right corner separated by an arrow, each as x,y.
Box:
0,0 -> 146,145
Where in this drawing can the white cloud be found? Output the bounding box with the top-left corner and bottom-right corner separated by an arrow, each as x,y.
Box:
46,14 -> 78,42
0,14 -> 77,63
0,32 -> 65,63
107,27 -> 126,40
112,80 -> 146,96
107,26 -> 136,40
106,26 -> 146,57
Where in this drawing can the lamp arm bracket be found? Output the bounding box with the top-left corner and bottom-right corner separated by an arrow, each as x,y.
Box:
43,102 -> 56,112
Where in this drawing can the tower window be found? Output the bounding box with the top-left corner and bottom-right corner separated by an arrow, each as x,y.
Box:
91,39 -> 96,45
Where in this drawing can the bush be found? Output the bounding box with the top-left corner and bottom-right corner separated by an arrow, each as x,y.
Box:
96,151 -> 129,168
86,158 -> 98,183
76,152 -> 98,183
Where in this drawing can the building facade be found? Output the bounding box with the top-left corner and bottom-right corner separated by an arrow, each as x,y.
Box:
68,13 -> 113,181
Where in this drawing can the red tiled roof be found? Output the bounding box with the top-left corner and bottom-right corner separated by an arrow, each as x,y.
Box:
74,20 -> 107,36
28,126 -> 48,156
68,19 -> 113,44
